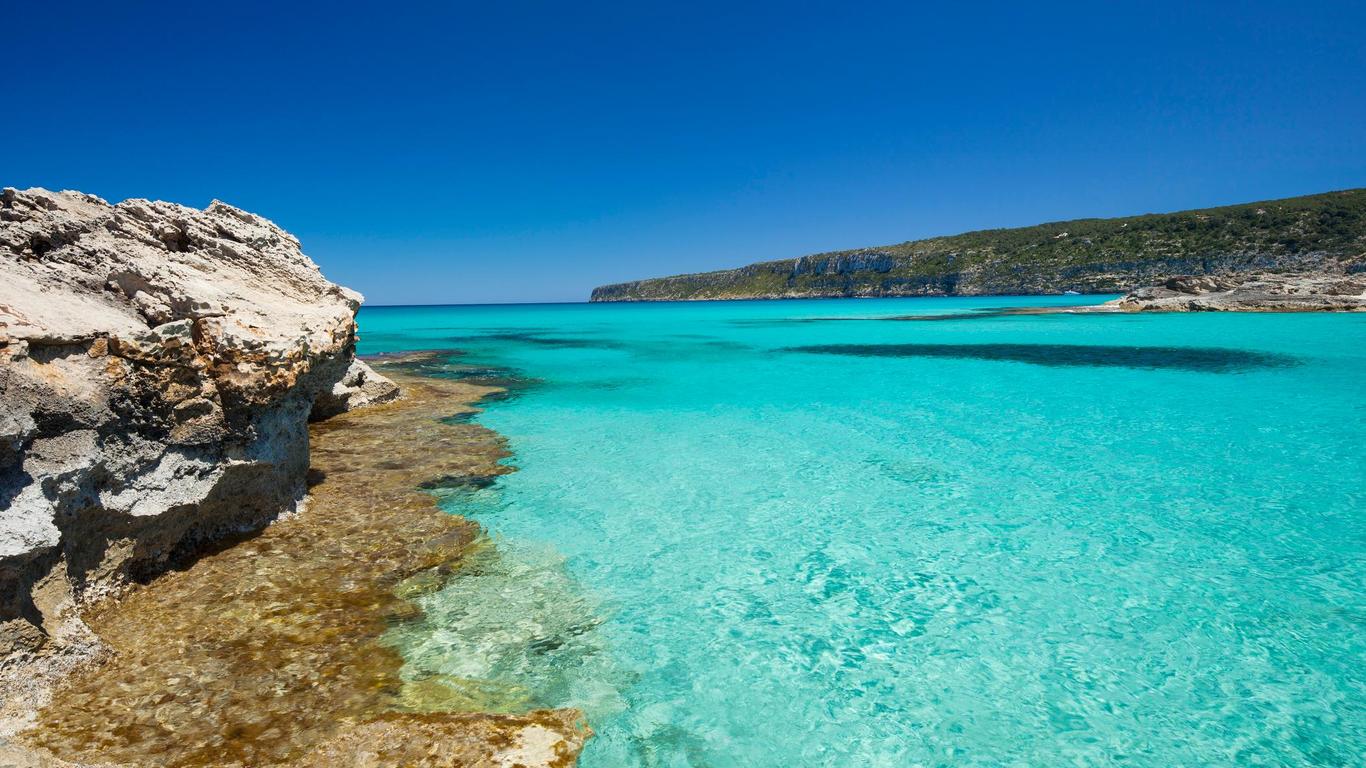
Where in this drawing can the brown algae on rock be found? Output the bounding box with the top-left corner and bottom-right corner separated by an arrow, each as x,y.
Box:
19,356 -> 590,767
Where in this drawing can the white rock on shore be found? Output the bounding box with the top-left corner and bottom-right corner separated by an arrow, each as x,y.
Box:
0,187 -> 397,719
1099,272 -> 1366,312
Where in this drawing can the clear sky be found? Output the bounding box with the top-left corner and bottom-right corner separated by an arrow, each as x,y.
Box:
6,1 -> 1365,305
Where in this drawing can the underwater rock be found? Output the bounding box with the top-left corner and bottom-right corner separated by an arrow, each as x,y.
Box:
0,187 -> 395,727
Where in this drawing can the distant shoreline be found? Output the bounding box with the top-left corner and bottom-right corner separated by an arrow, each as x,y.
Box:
589,188 -> 1365,303
363,293 -> 1115,310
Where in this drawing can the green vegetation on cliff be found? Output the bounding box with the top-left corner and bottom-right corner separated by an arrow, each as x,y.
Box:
589,189 -> 1366,301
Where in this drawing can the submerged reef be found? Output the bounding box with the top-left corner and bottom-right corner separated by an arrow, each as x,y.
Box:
11,360 -> 588,767
786,342 -> 1299,372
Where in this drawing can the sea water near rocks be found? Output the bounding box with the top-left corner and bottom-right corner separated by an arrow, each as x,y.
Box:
358,296 -> 1366,767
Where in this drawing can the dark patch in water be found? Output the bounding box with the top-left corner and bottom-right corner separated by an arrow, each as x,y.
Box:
699,339 -> 753,350
444,367 -> 528,387
785,343 -> 1297,372
651,335 -> 754,351
368,350 -> 468,376
728,317 -> 844,327
446,331 -> 625,350
731,315 -> 988,326
417,473 -> 500,491
370,352 -> 539,397
440,375 -> 535,407
471,388 -> 521,403
422,325 -> 556,334
887,309 -> 1025,322
885,305 -> 1100,321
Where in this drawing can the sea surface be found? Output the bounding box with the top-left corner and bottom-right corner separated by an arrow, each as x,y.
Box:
357,296 -> 1366,767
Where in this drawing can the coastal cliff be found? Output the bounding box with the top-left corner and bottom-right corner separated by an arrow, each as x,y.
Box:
590,188 -> 1366,301
0,188 -> 397,721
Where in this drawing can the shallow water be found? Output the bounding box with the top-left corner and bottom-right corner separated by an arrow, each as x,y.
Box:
25,364 -> 587,767
359,296 -> 1366,767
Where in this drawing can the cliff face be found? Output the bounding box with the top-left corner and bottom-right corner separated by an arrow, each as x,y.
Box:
590,188 -> 1366,301
0,188 -> 396,701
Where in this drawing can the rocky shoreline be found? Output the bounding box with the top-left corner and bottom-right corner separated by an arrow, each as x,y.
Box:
1,190 -> 586,766
590,189 -> 1366,303
2,188 -> 396,719
586,270 -> 1366,312
7,358 -> 586,767
590,270 -> 1366,313
1084,272 -> 1366,312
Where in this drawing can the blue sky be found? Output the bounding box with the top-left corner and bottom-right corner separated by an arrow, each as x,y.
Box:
6,1 -> 1364,304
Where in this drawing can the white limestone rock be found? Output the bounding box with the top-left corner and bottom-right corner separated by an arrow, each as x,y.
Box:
0,187 -> 397,683
1103,271 -> 1366,312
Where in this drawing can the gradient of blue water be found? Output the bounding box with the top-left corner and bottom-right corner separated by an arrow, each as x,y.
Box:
358,297 -> 1366,767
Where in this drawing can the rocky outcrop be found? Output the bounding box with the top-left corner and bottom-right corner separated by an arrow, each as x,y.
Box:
310,358 -> 402,420
1100,272 -> 1366,312
0,188 -> 397,718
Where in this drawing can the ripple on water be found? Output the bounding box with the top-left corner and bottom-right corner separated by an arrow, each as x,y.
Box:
385,539 -> 626,718
348,300 -> 1364,768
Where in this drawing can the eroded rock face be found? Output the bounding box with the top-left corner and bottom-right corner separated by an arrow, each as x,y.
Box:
0,188 -> 396,703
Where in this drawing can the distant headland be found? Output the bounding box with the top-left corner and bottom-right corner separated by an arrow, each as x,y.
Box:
590,189 -> 1366,308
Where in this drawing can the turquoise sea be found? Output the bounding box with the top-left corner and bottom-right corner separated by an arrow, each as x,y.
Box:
358,296 -> 1366,767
